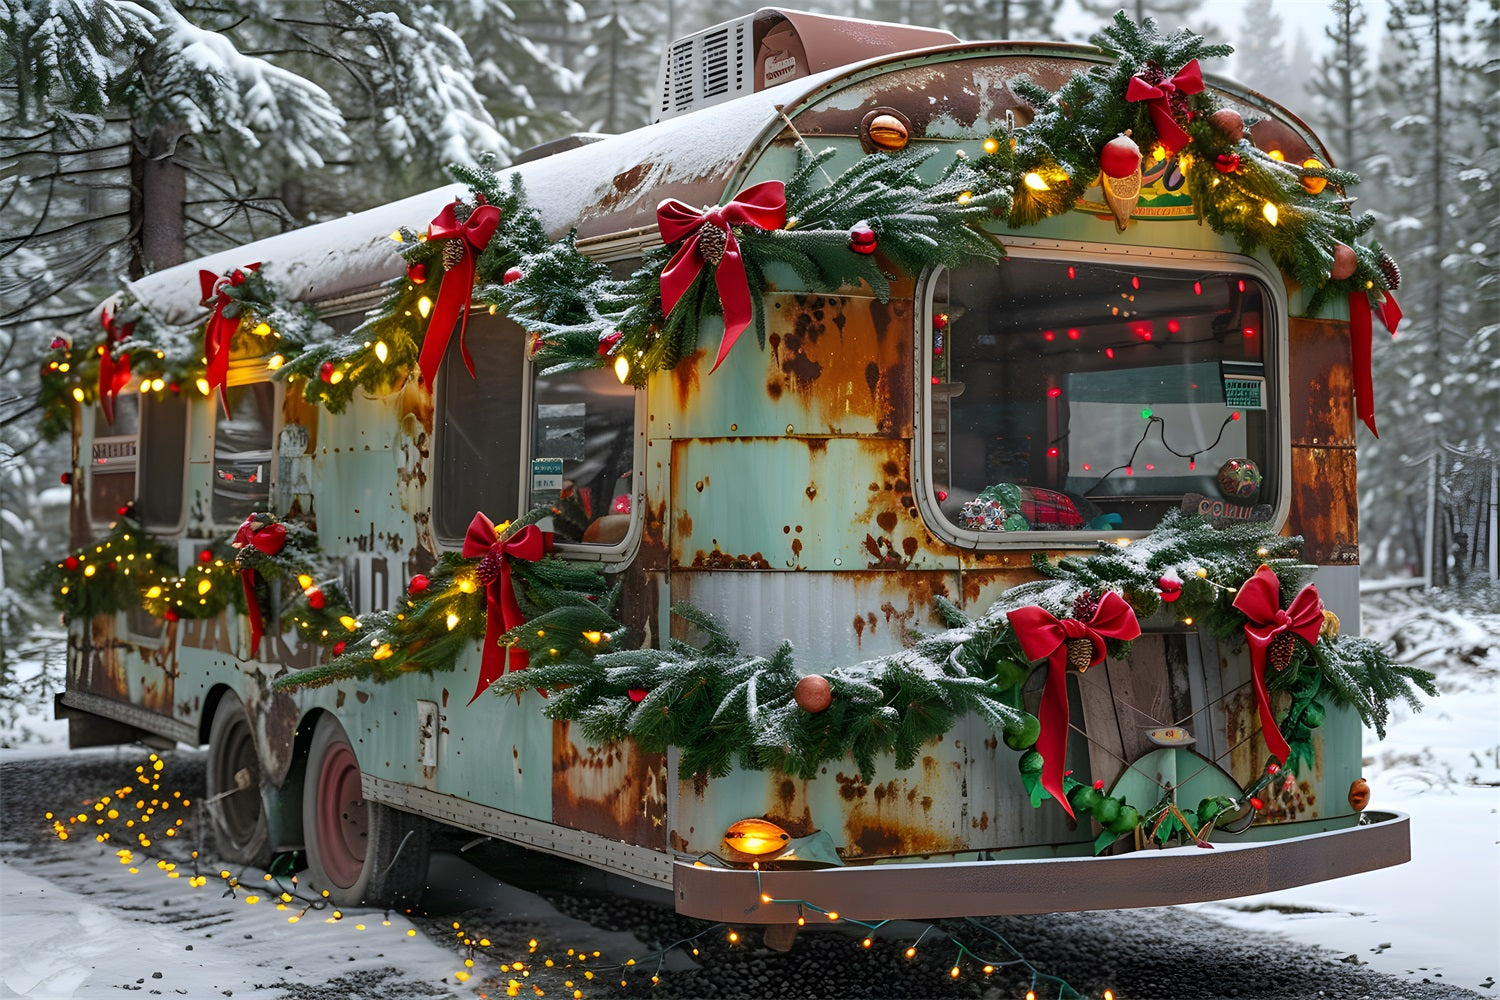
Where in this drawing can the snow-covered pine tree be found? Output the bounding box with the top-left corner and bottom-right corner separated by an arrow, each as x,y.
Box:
1307,0 -> 1375,170
938,0 -> 1061,42
1229,0 -> 1290,103
573,0 -> 659,134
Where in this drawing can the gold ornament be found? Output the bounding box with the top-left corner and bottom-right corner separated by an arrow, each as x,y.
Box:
1320,609 -> 1341,641
1348,777 -> 1370,811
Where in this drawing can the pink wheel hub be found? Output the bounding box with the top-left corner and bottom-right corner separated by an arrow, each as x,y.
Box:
315,742 -> 368,887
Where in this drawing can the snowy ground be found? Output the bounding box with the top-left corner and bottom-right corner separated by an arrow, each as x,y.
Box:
2,590 -> 1496,998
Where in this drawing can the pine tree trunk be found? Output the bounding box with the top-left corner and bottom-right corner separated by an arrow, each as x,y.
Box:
128,122 -> 187,279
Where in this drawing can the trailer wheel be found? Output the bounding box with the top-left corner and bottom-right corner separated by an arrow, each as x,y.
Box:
206,691 -> 271,866
301,713 -> 429,907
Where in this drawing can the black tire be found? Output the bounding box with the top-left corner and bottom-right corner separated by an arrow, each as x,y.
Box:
301,713 -> 429,907
205,690 -> 272,866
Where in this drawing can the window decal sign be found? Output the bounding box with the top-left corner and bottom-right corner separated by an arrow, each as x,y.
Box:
531,457 -> 564,494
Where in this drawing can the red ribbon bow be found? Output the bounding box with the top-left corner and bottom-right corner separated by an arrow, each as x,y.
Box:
417,200 -> 503,391
98,306 -> 134,425
462,513 -> 551,704
1125,59 -> 1204,155
198,263 -> 261,408
1348,290 -> 1402,437
231,514 -> 286,659
1007,592 -> 1141,818
1231,566 -> 1323,765
656,180 -> 787,373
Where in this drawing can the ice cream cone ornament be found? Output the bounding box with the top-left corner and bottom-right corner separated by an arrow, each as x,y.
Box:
1099,130 -> 1144,232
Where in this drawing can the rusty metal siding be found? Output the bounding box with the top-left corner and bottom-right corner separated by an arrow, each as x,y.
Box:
1286,316 -> 1358,566
552,721 -> 668,849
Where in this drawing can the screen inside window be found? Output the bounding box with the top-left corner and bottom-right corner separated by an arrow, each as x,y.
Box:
136,394 -> 188,529
434,314 -> 527,545
928,256 -> 1275,532
213,382 -> 275,523
529,368 -> 635,546
90,393 -> 139,522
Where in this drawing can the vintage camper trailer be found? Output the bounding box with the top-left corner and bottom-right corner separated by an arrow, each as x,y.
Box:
49,9 -> 1424,928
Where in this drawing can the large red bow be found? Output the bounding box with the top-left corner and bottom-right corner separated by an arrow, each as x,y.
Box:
417,200 -> 503,391
656,180 -> 787,373
98,306 -> 134,425
1007,592 -> 1141,818
231,513 -> 286,659
1231,565 -> 1323,765
1348,290 -> 1402,437
198,263 -> 261,409
462,513 -> 551,704
1125,59 -> 1204,155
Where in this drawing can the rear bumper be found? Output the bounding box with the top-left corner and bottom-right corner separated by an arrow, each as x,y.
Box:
672,811 -> 1409,922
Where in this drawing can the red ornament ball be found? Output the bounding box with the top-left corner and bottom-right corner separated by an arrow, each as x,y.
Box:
1249,796 -> 1265,811
319,361 -> 337,383
597,331 -> 623,357
407,262 -> 428,284
230,269 -> 246,285
1214,153 -> 1241,174
199,549 -> 213,564
1099,132 -> 1143,179
64,556 -> 80,571
409,574 -> 430,594
794,674 -> 833,713
1157,576 -> 1182,602
60,472 -> 72,485
503,266 -> 524,284
1330,242 -> 1358,281
849,222 -> 877,255
935,490 -> 948,502
1209,108 -> 1245,143
332,640 -> 346,655
627,688 -> 649,703
117,505 -> 131,516
307,588 -> 326,610
50,337 -> 67,350
164,609 -> 179,622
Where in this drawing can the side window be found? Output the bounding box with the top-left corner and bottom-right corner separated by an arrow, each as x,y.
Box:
528,366 -> 636,546
136,394 -> 188,530
434,313 -> 527,545
213,382 -> 276,523
90,393 -> 139,523
924,252 -> 1279,535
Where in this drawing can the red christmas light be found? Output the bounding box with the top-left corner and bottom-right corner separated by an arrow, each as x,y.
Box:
409,574 -> 430,594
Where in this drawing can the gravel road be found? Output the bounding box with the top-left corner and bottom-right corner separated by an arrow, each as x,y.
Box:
1,748 -> 1481,1000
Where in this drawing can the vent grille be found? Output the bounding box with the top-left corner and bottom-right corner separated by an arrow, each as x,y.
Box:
655,16 -> 751,121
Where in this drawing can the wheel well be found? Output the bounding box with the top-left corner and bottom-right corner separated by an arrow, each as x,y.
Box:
198,684 -> 236,746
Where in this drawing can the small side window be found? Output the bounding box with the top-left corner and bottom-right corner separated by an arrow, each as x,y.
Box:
528,367 -> 636,546
136,394 -> 188,530
90,393 -> 139,523
433,313 -> 527,545
213,382 -> 276,524
924,251 -> 1280,535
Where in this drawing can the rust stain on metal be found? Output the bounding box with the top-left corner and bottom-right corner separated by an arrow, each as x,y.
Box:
835,771 -> 869,801
552,720 -> 667,848
1288,318 -> 1355,447
692,548 -> 772,569
260,691 -> 300,784
671,351 -> 704,411
1288,447 -> 1358,566
355,690 -> 370,704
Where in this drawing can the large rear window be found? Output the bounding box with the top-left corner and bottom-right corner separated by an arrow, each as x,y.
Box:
922,250 -> 1281,536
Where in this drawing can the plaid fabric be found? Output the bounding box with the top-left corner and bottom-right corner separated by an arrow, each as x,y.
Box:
1017,486 -> 1083,528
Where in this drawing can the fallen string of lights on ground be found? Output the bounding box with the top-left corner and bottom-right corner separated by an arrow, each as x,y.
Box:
44,753 -> 1116,997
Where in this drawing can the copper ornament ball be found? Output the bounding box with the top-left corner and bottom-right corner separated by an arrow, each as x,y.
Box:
1209,108 -> 1244,143
794,674 -> 833,713
1330,242 -> 1357,281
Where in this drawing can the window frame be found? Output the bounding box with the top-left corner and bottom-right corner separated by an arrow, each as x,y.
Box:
133,386 -> 192,536
912,237 -> 1291,549
87,390 -> 141,527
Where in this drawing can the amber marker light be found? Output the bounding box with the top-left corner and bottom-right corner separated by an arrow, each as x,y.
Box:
722,817 -> 791,856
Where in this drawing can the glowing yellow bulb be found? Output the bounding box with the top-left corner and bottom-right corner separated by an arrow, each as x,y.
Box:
83,564 -> 97,577
252,322 -> 271,337
374,340 -> 389,363
1182,616 -> 1194,625
417,295 -> 433,319
71,387 -> 86,403
760,893 -> 772,904
267,354 -> 284,370
296,574 -> 314,590
196,378 -> 211,396
726,931 -> 739,944
614,354 -> 631,384
1023,172 -> 1050,191
373,643 -> 394,660
391,230 -> 404,242
983,137 -> 999,154
950,966 -> 961,979
457,578 -> 476,594
1268,149 -> 1285,161
59,362 -> 71,373
197,579 -> 212,595
861,938 -> 873,949
1262,202 -> 1279,226
151,378 -> 165,392
446,612 -> 460,631
1152,144 -> 1167,163
339,615 -> 359,630
826,911 -> 839,921
1196,568 -> 1209,578
956,190 -> 973,204
583,631 -> 603,644
982,964 -> 994,974
905,946 -> 917,959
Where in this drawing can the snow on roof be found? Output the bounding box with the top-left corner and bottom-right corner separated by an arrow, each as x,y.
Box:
122,62 -> 861,326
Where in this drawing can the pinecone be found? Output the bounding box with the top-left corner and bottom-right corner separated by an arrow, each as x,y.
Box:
1267,631 -> 1297,672
1066,637 -> 1096,672
441,238 -> 466,272
696,222 -> 728,266
475,549 -> 503,587
1377,250 -> 1401,291
1071,590 -> 1100,623
451,201 -> 474,225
